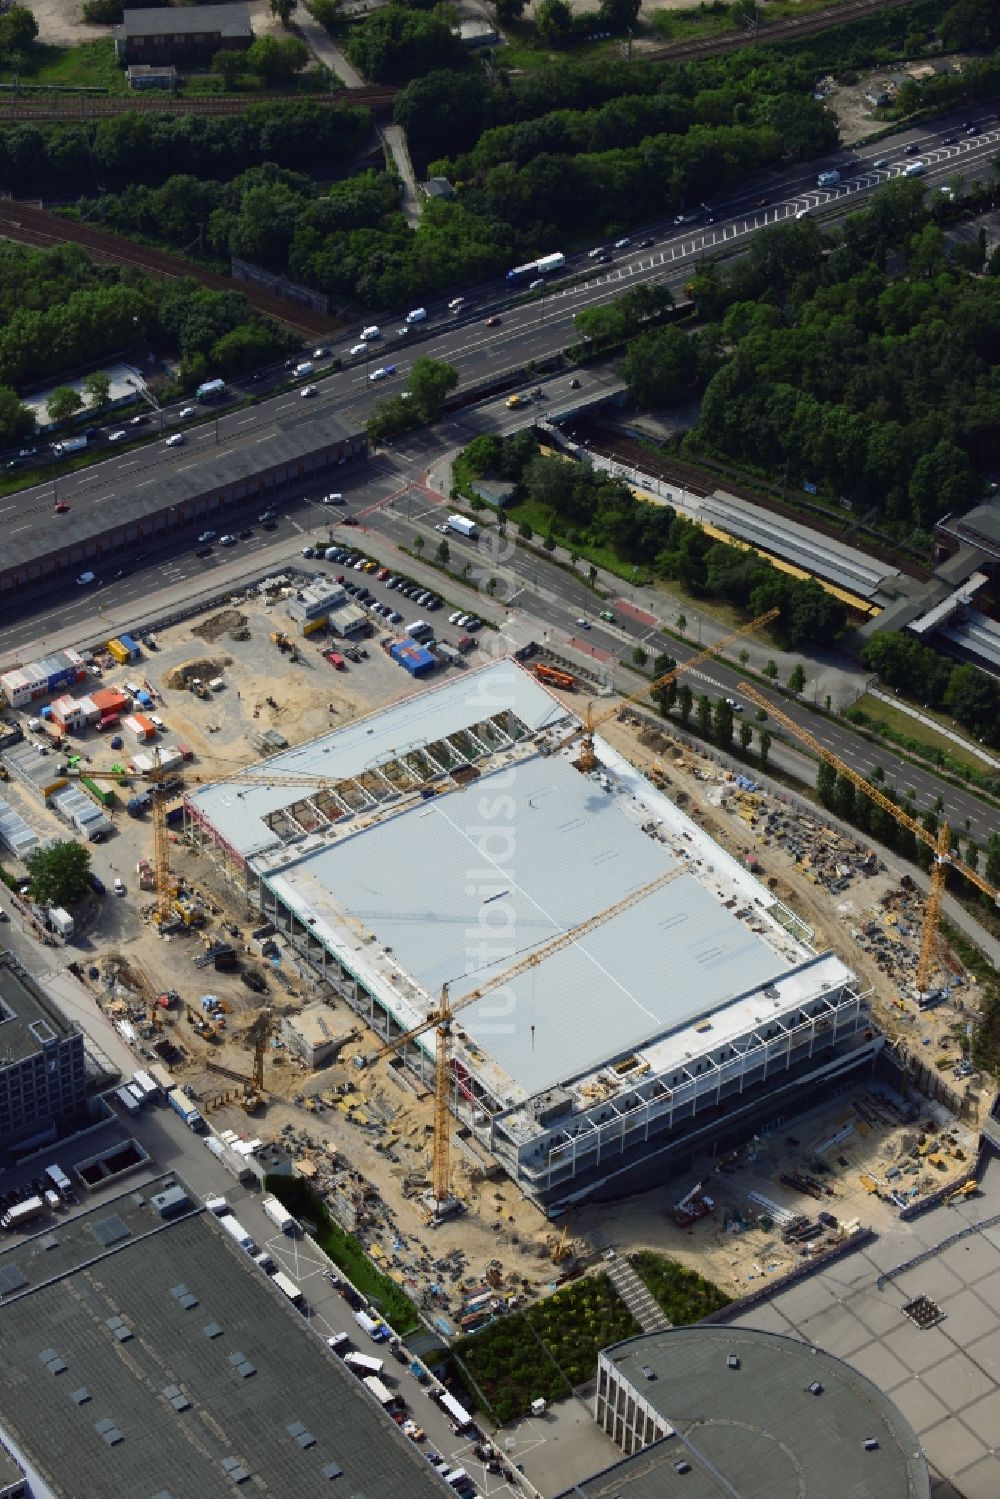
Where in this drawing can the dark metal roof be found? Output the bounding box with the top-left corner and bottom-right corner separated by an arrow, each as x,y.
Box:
116,4 -> 252,38
0,1185 -> 448,1498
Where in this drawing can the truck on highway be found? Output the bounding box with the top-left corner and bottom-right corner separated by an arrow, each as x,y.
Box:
167,1086 -> 205,1131
51,435 -> 88,457
1,1196 -> 46,1230
196,378 -> 226,402
446,515 -> 478,540
506,251 -> 566,283
904,160 -> 926,177
816,170 -> 840,188
262,1197 -> 301,1236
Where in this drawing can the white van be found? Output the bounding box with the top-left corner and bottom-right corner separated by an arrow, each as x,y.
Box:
293,361 -> 314,377
349,343 -> 367,357
360,325 -> 380,341
405,307 -> 427,324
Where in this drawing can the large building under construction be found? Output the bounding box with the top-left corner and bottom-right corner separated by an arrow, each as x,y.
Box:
185,659 -> 881,1209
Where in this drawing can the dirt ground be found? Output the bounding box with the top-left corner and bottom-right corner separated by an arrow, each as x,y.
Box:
40,614 -> 986,1315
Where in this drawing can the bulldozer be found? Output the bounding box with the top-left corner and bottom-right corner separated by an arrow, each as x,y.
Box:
271,632 -> 292,654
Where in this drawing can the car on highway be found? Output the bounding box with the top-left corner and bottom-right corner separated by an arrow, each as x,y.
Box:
614,236 -> 632,248
219,534 -> 236,547
178,405 -> 197,419
259,508 -> 276,522
349,343 -> 368,357
756,196 -> 771,207
107,430 -> 127,443
323,492 -> 344,505
674,212 -> 697,225
506,394 -> 526,408
360,326 -> 380,341
904,141 -> 920,154
448,297 -> 465,312
54,502 -> 70,514
528,278 -> 544,289
301,384 -> 317,398
942,135 -> 958,144
313,346 -> 329,358
238,529 -> 254,539
587,245 -> 606,258
198,531 -> 215,543
575,617 -> 590,629
873,158 -> 889,168
369,365 -> 395,382
599,609 -> 614,622
75,571 -> 96,586
965,122 -> 980,135
165,433 -> 185,447
129,414 -> 148,427
725,697 -> 744,713
639,237 -> 655,248
569,377 -> 581,389
261,519 -> 277,530
485,315 -> 502,327
195,546 -> 213,557
594,251 -> 612,264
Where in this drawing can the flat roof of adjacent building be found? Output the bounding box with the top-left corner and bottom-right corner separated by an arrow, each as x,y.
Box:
116,3 -> 252,37
558,1327 -> 928,1499
6,406 -> 362,570
0,950 -> 78,1063
0,1180 -> 448,1498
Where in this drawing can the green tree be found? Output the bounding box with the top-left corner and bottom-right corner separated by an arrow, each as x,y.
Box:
677,683 -> 693,725
245,35 -> 309,82
763,659 -> 777,679
622,325 -> 696,409
535,0 -> 572,41
495,0 -> 526,19
985,835 -> 1000,889
26,840 -> 91,907
408,356 -> 459,422
0,385 -> 35,446
758,728 -> 772,768
212,47 -> 244,86
436,538 -> 450,564
632,646 -> 648,668
787,663 -> 806,696
713,697 -> 734,751
518,521 -> 533,541
588,566 -> 597,586
739,721 -> 752,756
46,385 -> 83,424
270,0 -> 298,24
697,693 -> 712,740
413,534 -> 424,555
816,760 -> 837,809
676,614 -> 687,633
82,370 -> 111,410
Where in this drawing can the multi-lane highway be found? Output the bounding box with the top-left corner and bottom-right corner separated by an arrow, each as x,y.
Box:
5,103 -> 999,549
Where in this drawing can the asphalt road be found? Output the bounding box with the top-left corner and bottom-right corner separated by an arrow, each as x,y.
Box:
5,105 -> 999,544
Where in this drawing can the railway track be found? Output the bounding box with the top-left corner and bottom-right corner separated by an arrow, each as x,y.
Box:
642,0 -> 913,62
565,420 -> 931,580
0,200 -> 340,337
0,85 -> 397,122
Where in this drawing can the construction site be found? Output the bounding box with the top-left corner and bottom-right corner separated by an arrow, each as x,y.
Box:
1,580 -> 994,1320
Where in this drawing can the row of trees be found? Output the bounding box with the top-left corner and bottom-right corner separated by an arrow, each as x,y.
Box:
463,434 -> 847,649
641,648 -> 775,766
859,632 -> 1000,751
0,241 -> 294,425
0,101 -> 369,196
678,188 -> 996,536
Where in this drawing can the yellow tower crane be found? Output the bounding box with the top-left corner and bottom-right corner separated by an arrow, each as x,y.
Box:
66,752 -> 176,922
738,682 -> 1000,995
369,861 -> 689,1217
559,609 -> 780,774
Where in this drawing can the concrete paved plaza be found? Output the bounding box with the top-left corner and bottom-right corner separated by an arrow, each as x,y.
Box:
731,1154 -> 1000,1499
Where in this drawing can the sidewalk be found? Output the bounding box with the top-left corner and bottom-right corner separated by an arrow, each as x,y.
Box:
293,11 -> 365,86
382,124 -> 424,228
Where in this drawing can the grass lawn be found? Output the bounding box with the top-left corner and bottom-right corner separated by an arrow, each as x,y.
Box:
453,1274 -> 640,1425
265,1176 -> 419,1334
7,41 -> 127,93
850,693 -> 989,777
453,1255 -> 728,1425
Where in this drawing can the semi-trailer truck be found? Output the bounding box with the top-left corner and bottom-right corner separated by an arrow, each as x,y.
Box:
1,1196 -> 46,1230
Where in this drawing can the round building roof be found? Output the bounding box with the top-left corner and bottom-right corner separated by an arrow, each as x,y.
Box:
595,1324 -> 929,1499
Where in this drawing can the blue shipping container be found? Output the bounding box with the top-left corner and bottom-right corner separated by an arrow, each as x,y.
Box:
119,634 -> 140,658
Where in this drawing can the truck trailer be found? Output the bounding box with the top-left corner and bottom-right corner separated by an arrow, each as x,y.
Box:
363,1375 -> 398,1408
167,1086 -> 205,1131
49,907 -> 75,939
447,514 -> 478,540
44,1163 -> 72,1198
1,1196 -> 46,1230
218,1214 -> 254,1251
262,1197 -> 301,1236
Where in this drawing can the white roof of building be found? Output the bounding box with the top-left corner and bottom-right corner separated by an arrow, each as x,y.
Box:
262,744 -> 797,1102
187,658 -> 569,859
